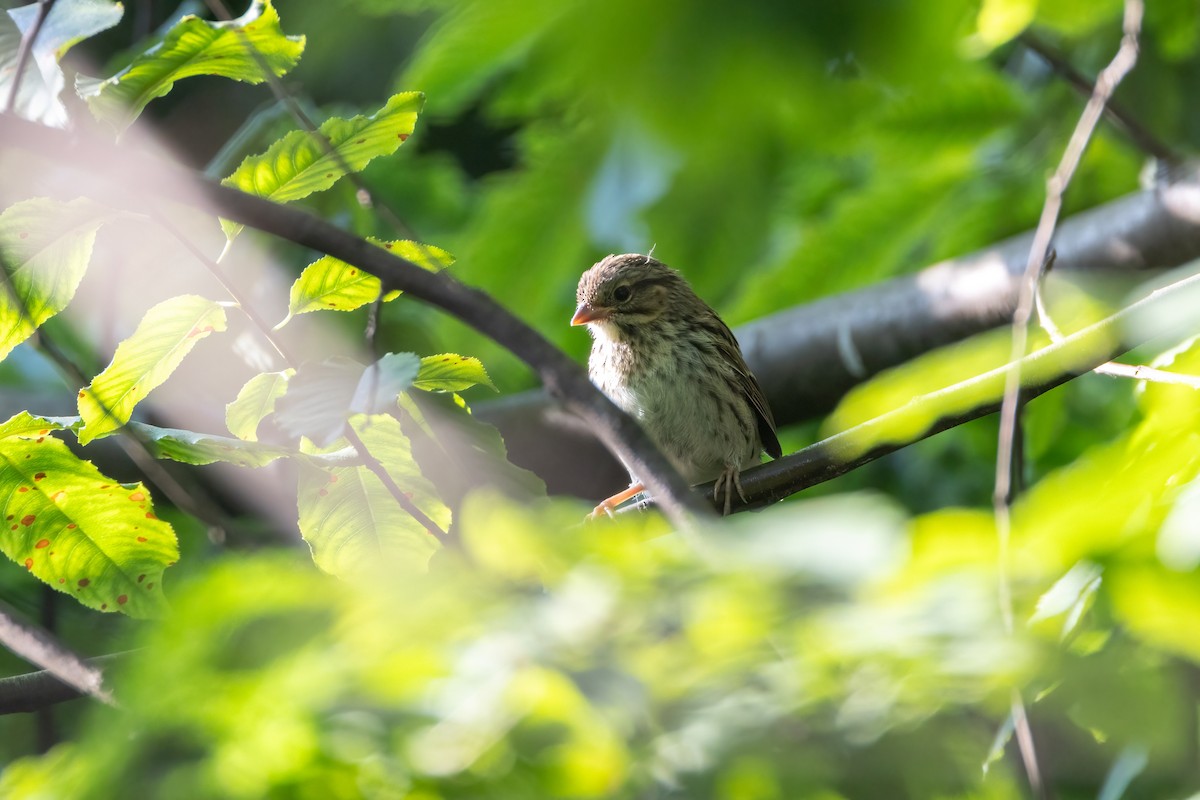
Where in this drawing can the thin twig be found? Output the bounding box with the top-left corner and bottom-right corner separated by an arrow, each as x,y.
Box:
201,0 -> 432,250
344,424 -> 448,544
1019,32 -> 1177,165
4,0 -> 56,115
1036,239 -> 1200,389
148,209 -> 298,366
0,599 -> 114,707
996,4 -> 1143,799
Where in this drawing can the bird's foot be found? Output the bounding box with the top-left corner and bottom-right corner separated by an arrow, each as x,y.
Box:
587,483 -> 646,521
712,467 -> 748,516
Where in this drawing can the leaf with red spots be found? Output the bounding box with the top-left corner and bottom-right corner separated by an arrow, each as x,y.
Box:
414,354 -> 497,393
220,91 -> 424,240
78,295 -> 227,444
0,415 -> 178,618
275,240 -> 453,328
77,0 -> 305,135
226,369 -> 295,441
297,414 -> 449,577
0,198 -> 116,364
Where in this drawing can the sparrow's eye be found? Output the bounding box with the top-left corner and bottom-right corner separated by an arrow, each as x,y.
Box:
613,285 -> 632,303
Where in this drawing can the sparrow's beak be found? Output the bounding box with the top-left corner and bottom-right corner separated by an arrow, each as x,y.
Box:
571,303 -> 609,326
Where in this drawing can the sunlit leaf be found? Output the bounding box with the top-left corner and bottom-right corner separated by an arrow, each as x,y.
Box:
276,239 -> 452,328
296,414 -> 447,576
220,91 -> 423,239
0,198 -> 114,363
77,0 -> 305,134
414,353 -> 496,393
0,413 -> 177,617
225,368 -> 294,441
1029,561 -> 1103,640
972,0 -> 1037,50
78,295 -> 228,445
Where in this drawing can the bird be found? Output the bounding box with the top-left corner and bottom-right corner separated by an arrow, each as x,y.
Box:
571,253 -> 782,516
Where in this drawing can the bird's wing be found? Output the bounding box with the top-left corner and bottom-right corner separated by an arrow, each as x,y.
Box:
710,317 -> 782,459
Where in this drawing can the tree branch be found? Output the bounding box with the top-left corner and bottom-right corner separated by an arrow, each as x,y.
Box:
0,114 -> 714,525
0,653 -> 127,715
479,164 -> 1200,498
0,599 -> 114,708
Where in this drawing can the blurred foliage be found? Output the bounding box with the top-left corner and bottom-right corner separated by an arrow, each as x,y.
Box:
3,0 -> 1200,798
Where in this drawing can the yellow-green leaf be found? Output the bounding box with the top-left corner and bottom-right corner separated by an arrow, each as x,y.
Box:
78,295 -> 227,445
221,92 -> 424,240
226,369 -> 294,441
78,0 -> 305,134
296,414 -> 448,577
276,240 -> 452,327
415,353 -> 496,393
0,198 -> 114,363
0,414 -> 178,618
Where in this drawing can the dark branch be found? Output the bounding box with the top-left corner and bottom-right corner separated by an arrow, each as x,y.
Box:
0,653 -> 127,715
0,114 -> 713,524
477,166 -> 1200,499
0,599 -> 113,707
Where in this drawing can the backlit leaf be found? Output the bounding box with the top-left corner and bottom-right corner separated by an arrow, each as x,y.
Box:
276,240 -> 452,328
78,295 -> 227,445
414,353 -> 496,393
0,413 -> 177,617
220,92 -> 423,239
297,414 -> 448,577
77,0 -> 304,134
226,369 -> 294,441
0,198 -> 114,363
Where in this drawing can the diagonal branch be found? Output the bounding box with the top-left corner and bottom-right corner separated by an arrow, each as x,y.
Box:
0,114 -> 713,525
0,599 -> 114,707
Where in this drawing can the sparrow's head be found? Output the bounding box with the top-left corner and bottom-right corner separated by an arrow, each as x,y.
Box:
571,254 -> 687,334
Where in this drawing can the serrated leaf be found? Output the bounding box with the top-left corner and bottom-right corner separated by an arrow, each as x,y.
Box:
78,295 -> 227,445
78,0 -> 304,134
0,411 -> 78,438
276,239 -> 453,327
274,354 -> 419,446
0,420 -> 177,618
128,423 -> 291,468
414,353 -> 496,393
297,414 -> 448,577
0,198 -> 114,363
226,369 -> 294,441
220,91 -> 423,240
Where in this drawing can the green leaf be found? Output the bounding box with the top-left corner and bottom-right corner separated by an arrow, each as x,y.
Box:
128,423 -> 291,468
276,240 -> 452,328
78,0 -> 304,134
971,0 -> 1037,51
220,92 -> 424,240
0,412 -> 76,438
0,414 -> 177,618
78,295 -> 227,445
226,369 -> 294,441
414,353 -> 496,393
0,198 -> 114,363
297,414 -> 448,577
